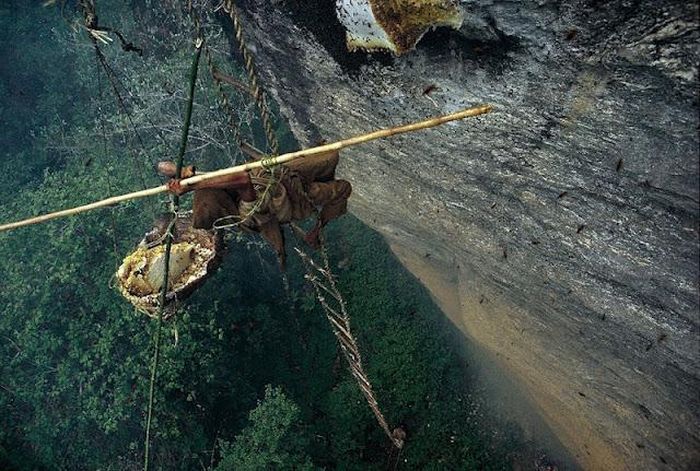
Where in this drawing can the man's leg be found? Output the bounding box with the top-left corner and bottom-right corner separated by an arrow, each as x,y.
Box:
192,189 -> 239,229
304,179 -> 352,247
257,216 -> 287,270
284,150 -> 340,183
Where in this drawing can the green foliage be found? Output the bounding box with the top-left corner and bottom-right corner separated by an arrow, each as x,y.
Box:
216,385 -> 314,470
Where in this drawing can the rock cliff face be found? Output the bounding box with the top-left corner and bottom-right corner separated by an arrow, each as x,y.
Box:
236,1 -> 699,469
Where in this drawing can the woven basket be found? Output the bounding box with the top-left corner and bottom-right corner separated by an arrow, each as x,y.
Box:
116,214 -> 222,318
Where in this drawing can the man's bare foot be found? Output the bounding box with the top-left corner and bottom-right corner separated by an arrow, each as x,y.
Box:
158,162 -> 196,179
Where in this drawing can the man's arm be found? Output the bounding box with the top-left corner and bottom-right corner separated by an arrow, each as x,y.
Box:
156,160 -> 256,201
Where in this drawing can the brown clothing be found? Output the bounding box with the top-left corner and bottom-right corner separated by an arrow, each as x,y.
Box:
191,150 -> 351,267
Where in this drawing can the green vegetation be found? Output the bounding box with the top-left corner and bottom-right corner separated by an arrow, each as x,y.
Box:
0,2 -> 522,469
215,386 -> 313,470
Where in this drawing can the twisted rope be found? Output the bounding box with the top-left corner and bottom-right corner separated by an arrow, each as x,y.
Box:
294,234 -> 403,449
222,0 -> 279,156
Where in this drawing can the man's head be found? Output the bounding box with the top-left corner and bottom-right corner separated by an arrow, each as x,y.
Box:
156,161 -> 196,179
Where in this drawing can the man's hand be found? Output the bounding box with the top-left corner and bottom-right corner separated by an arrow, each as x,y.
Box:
166,179 -> 186,196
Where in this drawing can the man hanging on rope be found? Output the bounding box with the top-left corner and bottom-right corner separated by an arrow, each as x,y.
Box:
157,146 -> 352,270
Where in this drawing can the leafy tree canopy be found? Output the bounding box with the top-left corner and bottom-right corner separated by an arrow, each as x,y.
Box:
216,385 -> 314,470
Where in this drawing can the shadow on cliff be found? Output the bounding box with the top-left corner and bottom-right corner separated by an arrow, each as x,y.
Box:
416,22 -> 520,76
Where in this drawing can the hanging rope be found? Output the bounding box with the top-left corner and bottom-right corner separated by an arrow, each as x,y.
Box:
143,38 -> 203,471
221,0 -> 279,156
293,230 -> 403,449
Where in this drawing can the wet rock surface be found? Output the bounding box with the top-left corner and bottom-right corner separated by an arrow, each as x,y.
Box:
236,1 -> 699,469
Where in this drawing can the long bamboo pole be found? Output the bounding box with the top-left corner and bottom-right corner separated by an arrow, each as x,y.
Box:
143,40 -> 202,471
0,104 -> 492,233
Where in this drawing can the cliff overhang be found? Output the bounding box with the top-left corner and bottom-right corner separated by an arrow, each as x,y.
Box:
236,1 -> 699,469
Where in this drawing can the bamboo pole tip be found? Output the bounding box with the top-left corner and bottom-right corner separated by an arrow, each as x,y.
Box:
471,104 -> 493,114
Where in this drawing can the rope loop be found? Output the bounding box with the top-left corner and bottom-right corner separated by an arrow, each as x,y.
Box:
259,154 -> 278,171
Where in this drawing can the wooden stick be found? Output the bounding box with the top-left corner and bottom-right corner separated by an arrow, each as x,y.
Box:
143,39 -> 202,471
0,104 -> 492,233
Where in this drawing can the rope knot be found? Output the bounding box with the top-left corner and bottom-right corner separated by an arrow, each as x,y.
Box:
260,155 -> 277,170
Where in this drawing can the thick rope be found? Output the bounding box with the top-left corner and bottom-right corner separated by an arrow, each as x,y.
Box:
294,234 -> 403,449
190,6 -> 246,158
0,105 -> 492,233
222,0 -> 279,156
143,39 -> 202,471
